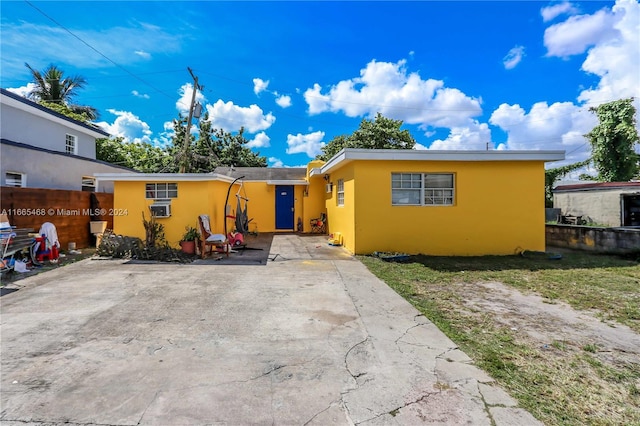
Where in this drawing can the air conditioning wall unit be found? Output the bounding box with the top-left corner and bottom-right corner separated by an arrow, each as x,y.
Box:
325,183 -> 333,193
150,200 -> 171,218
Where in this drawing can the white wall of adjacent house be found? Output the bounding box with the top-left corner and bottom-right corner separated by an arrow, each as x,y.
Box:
553,188 -> 639,227
0,96 -> 99,159
0,142 -> 117,192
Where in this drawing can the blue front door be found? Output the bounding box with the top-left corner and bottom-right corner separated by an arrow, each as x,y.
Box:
275,185 -> 294,229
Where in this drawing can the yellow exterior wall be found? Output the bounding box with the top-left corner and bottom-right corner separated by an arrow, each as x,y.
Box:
111,158 -> 547,255
302,161 -> 329,233
239,182 -> 306,232
113,180 -> 230,247
235,181 -> 274,234
324,163 -> 356,252
112,179 -> 310,246
327,160 -> 546,256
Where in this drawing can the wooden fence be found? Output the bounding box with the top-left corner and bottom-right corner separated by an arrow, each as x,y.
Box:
1,187 -> 113,249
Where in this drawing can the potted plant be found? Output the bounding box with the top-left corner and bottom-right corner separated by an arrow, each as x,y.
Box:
179,226 -> 199,254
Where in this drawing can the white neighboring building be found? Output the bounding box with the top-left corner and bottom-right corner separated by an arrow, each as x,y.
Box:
553,181 -> 640,227
0,88 -> 133,192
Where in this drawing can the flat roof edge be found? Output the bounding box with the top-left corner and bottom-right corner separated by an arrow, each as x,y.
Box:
94,173 -> 236,183
320,148 -> 565,173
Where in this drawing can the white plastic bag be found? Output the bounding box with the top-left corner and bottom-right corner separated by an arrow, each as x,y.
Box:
14,260 -> 29,273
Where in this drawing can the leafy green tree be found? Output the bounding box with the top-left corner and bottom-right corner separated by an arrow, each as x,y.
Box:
209,127 -> 267,168
25,63 -> 98,120
96,137 -> 173,173
317,113 -> 416,161
172,113 -> 267,172
544,159 -> 591,207
585,98 -> 639,182
318,134 -> 350,162
39,101 -> 95,123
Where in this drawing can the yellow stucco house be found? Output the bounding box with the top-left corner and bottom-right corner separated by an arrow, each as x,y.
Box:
95,148 -> 564,256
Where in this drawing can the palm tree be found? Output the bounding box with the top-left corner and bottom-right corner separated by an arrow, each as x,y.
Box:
25,63 -> 98,120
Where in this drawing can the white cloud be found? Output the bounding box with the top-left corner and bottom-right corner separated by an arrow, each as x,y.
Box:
503,46 -> 526,70
253,78 -> 269,95
488,0 -> 640,167
95,109 -> 153,144
489,101 -> 597,163
414,142 -> 428,150
269,157 -> 284,167
134,50 -> 151,60
205,100 -> 276,133
6,83 -> 37,98
155,121 -> 177,147
577,0 -> 640,106
254,77 -> 293,107
132,90 -> 150,99
0,21 -> 182,78
286,131 -> 325,157
429,121 -> 493,150
543,6 -> 621,57
176,83 -> 205,115
304,83 -> 331,115
275,94 -> 292,108
303,59 -> 482,129
247,132 -> 271,148
541,2 -> 579,22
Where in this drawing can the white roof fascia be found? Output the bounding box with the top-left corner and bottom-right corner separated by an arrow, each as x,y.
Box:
320,148 -> 565,174
308,167 -> 323,177
266,180 -> 309,186
94,173 -> 236,183
1,92 -> 109,139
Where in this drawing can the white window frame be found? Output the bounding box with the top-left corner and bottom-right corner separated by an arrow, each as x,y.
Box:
65,134 -> 77,154
336,179 -> 345,206
82,176 -> 96,192
5,172 -> 26,187
391,173 -> 422,205
391,173 -> 455,206
424,174 -> 455,205
145,182 -> 178,199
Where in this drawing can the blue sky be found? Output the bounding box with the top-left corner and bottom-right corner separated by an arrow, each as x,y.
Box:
2,1 -> 639,168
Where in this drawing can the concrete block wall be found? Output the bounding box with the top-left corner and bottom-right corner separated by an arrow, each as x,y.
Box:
546,224 -> 640,254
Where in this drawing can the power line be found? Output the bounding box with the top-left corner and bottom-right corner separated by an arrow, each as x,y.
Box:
24,0 -> 176,100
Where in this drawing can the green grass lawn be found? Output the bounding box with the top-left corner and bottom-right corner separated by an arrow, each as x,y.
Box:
359,251 -> 640,426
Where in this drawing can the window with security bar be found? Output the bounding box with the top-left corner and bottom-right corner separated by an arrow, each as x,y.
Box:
337,179 -> 345,206
391,173 -> 454,206
5,172 -> 25,187
145,183 -> 178,199
65,134 -> 77,154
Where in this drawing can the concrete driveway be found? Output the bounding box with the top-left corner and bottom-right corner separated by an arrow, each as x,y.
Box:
1,235 -> 539,425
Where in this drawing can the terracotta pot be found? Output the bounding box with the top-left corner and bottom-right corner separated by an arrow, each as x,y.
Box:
180,240 -> 196,254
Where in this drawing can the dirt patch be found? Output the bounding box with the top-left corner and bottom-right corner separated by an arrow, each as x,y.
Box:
461,281 -> 640,369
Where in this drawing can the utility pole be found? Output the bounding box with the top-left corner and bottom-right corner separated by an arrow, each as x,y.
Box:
179,67 -> 203,173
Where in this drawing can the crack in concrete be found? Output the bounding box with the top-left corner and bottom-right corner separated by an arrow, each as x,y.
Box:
395,322 -> 460,358
353,393 -> 437,425
2,418 -> 123,426
395,322 -> 425,346
269,373 -> 275,426
251,363 -> 286,380
475,382 -> 497,426
344,336 -> 370,379
136,390 -> 160,426
435,346 -> 467,362
302,398 -> 341,426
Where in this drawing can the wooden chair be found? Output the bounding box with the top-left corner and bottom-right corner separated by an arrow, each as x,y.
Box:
197,214 -> 229,259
